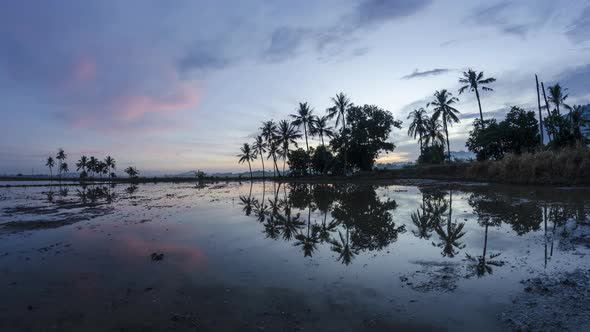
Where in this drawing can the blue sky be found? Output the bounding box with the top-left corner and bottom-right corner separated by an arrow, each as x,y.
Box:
0,0 -> 589,175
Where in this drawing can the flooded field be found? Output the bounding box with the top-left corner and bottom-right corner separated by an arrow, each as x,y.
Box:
1,180 -> 589,331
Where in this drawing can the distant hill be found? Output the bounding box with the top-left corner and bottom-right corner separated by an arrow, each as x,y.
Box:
451,150 -> 475,161
172,170 -> 276,178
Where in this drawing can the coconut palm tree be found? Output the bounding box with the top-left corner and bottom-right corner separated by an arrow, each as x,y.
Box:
88,156 -> 98,178
310,115 -> 335,174
56,148 -> 66,179
407,107 -> 429,153
423,117 -> 445,147
252,135 -> 268,179
267,141 -> 282,178
261,120 -> 281,177
290,102 -> 314,154
327,93 -> 352,172
124,166 -> 139,178
570,105 -> 590,142
429,90 -> 460,161
547,83 -> 572,115
46,157 -> 55,180
276,120 -> 301,173
104,156 -> 116,179
76,156 -> 88,178
458,69 -> 496,124
59,162 -> 69,177
238,143 -> 255,179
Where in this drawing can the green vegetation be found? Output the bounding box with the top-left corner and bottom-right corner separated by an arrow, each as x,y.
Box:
239,93 -> 403,177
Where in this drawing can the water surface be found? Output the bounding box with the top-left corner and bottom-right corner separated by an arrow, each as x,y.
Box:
1,180 -> 589,331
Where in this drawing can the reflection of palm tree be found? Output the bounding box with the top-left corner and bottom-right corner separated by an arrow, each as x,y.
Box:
239,183 -> 254,216
433,191 -> 466,257
411,208 -> 434,240
276,198 -> 304,241
465,224 -> 504,278
429,90 -> 460,161
294,207 -> 319,257
329,227 -> 358,265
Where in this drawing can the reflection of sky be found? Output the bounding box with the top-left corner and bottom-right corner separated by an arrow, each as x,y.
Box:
1,182 -> 590,329
0,1 -> 589,174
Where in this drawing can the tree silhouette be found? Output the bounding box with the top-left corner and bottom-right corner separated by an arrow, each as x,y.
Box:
430,90 -> 460,161
252,135 -> 268,179
291,102 -> 314,155
261,120 -> 281,177
124,166 -> 139,178
238,143 -> 255,179
104,156 -> 116,179
46,157 -> 55,181
407,107 -> 429,153
76,155 -> 88,178
423,117 -> 445,147
56,148 -> 67,180
458,69 -> 495,125
327,93 -> 352,173
277,120 -> 301,174
547,83 -> 572,115
310,115 -> 335,174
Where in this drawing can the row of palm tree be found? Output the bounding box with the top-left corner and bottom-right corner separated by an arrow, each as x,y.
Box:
238,93 -> 352,178
408,68 -> 587,161
75,155 -> 116,179
45,149 -> 121,180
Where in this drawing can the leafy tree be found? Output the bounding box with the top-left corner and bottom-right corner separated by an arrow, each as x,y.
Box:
418,144 -> 446,164
88,156 -> 98,178
466,107 -> 539,160
458,69 -> 496,124
238,143 -> 255,179
570,105 -> 590,143
429,90 -> 460,161
311,145 -> 334,174
330,104 -> 402,171
287,148 -> 310,177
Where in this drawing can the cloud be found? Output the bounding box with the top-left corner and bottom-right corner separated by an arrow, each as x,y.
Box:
566,5 -> 590,43
464,1 -> 550,38
0,1 -> 205,132
354,0 -> 432,29
263,27 -> 311,62
401,68 -> 451,79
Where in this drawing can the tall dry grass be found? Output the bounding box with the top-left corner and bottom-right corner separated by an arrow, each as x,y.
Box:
394,146 -> 590,185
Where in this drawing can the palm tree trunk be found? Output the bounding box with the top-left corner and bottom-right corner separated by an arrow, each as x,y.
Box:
272,153 -> 281,177
483,224 -> 488,259
443,117 -> 450,162
343,118 -> 348,175
321,134 -> 327,175
304,123 -> 309,154
475,88 -> 485,125
535,75 -> 545,144
261,158 -> 265,179
248,160 -> 252,180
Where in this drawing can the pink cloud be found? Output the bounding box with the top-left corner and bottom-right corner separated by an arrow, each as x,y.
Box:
116,83 -> 200,121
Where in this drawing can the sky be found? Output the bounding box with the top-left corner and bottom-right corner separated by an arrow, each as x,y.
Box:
0,0 -> 589,175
